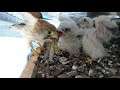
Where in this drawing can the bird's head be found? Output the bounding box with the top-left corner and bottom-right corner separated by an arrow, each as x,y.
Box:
34,19 -> 59,41
57,16 -> 79,38
78,17 -> 94,29
10,12 -> 59,41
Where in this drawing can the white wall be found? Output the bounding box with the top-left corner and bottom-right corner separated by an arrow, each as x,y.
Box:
0,37 -> 29,78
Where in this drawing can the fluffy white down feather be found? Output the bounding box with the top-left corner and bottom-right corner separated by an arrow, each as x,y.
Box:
82,28 -> 107,60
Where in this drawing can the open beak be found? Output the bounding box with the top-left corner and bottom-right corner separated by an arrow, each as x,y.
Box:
56,29 -> 64,38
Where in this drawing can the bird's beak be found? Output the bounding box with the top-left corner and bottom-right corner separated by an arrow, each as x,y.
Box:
56,29 -> 64,38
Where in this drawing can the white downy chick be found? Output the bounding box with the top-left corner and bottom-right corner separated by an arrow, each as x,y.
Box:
57,16 -> 83,55
82,15 -> 119,60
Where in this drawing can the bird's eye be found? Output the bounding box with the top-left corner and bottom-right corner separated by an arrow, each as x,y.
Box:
19,23 -> 26,25
83,19 -> 87,22
63,28 -> 71,32
47,30 -> 53,35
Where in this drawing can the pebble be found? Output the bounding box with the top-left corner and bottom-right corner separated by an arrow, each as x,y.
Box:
76,66 -> 85,72
34,40 -> 120,78
57,74 -> 70,78
75,75 -> 90,78
72,65 -> 78,70
49,66 -> 56,71
67,71 -> 78,77
88,69 -> 94,76
59,57 -> 70,65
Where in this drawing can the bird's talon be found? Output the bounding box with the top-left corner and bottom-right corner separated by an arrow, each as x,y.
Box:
86,57 -> 93,65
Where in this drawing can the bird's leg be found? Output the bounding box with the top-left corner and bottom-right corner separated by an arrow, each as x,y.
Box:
84,53 -> 93,65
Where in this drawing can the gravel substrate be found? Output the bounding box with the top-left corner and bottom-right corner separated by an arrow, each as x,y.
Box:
34,37 -> 120,78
